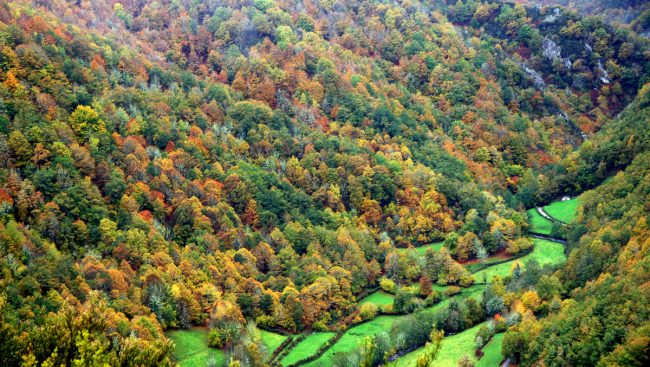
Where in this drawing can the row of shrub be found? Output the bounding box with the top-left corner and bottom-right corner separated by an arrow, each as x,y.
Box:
475,318 -> 508,358
269,335 -> 302,366
470,249 -> 535,282
285,330 -> 346,367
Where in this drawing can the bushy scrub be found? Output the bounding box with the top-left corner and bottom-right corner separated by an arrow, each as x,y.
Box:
359,303 -> 379,321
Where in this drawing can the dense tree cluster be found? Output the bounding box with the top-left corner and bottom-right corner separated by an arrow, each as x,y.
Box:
524,0 -> 650,36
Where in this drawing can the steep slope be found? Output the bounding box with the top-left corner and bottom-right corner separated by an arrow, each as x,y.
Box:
502,85 -> 650,367
0,1 -> 648,366
518,0 -> 650,36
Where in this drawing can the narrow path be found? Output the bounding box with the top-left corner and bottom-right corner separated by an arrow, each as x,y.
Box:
536,206 -> 565,224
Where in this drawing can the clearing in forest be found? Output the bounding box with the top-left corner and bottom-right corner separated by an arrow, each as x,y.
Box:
543,198 -> 580,223
280,332 -> 337,366
166,328 -> 225,367
388,322 -> 486,367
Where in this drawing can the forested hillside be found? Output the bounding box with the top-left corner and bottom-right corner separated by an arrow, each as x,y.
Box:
518,0 -> 650,36
502,86 -> 650,367
0,1 -> 648,366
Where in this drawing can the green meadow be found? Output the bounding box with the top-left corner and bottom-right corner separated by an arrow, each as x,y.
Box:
259,329 -> 288,355
280,332 -> 336,366
304,316 -> 399,366
527,208 -> 554,235
464,254 -> 516,274
358,290 -> 395,307
167,327 -> 286,367
388,322 -> 486,367
472,238 -> 566,283
167,328 -> 225,367
305,285 -> 486,366
476,333 -> 505,367
543,198 -> 580,223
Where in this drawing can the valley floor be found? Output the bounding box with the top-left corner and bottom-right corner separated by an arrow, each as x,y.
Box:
169,198 -> 576,366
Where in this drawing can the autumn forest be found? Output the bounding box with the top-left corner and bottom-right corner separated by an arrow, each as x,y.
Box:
0,1 -> 649,367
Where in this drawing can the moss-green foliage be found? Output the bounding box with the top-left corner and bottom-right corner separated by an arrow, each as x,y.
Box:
473,239 -> 566,283
167,328 -> 225,367
542,198 -> 580,223
388,322 -> 486,367
280,332 -> 336,366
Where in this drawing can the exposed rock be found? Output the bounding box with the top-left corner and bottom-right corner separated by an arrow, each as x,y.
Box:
542,36 -> 571,69
543,8 -> 561,23
523,65 -> 546,90
597,60 -> 610,84
543,36 -> 562,60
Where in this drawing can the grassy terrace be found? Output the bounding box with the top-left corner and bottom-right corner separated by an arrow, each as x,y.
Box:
305,285 -> 486,366
167,327 -> 286,367
304,316 -> 399,367
280,332 -> 336,366
169,237 -> 564,367
388,322 -> 486,367
166,286 -> 485,367
527,207 -> 554,235
358,290 -> 395,307
476,333 -> 505,367
167,327 -> 225,367
473,238 -> 566,283
543,198 -> 580,223
170,198 -> 572,367
260,329 -> 288,356
302,234 -> 566,366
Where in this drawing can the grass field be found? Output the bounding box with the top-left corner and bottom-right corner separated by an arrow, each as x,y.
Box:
476,333 -> 504,367
259,329 -> 288,355
388,322 -> 486,367
527,208 -> 554,235
397,242 -> 445,255
280,332 -> 336,366
543,198 -> 579,223
304,315 -> 400,366
167,327 -> 285,367
305,284 -> 486,366
358,290 -> 395,307
472,238 -> 566,283
167,328 -> 225,367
